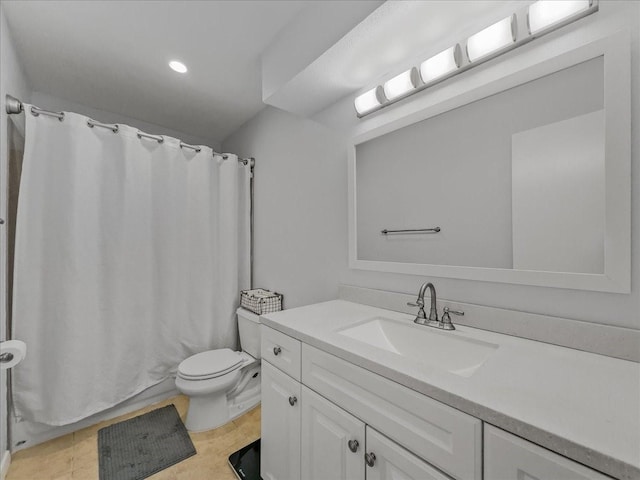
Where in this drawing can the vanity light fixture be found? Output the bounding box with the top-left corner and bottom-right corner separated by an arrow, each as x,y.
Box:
169,60 -> 188,73
528,0 -> 593,35
354,86 -> 385,116
383,68 -> 419,101
466,15 -> 517,62
420,45 -> 462,84
354,1 -> 598,118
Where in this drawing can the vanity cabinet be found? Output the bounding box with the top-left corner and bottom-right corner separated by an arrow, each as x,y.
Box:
484,426 -> 613,480
261,325 -> 615,480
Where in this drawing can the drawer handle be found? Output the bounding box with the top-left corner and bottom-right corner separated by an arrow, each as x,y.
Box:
273,346 -> 282,356
364,452 -> 376,467
288,396 -> 297,406
348,439 -> 359,453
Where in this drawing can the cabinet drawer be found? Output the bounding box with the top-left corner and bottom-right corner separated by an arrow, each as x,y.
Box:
302,344 -> 481,480
484,425 -> 612,480
261,325 -> 301,381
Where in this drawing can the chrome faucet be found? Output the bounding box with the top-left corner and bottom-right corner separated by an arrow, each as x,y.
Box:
408,282 -> 438,325
407,282 -> 464,330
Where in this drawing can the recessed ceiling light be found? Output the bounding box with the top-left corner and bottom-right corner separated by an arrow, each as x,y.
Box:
169,60 -> 188,73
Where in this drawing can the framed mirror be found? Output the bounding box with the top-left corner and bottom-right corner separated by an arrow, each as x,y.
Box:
348,32 -> 630,293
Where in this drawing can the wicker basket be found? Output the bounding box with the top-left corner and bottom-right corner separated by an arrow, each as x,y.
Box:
240,288 -> 283,315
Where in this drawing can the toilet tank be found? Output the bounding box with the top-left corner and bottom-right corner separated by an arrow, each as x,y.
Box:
237,307 -> 261,359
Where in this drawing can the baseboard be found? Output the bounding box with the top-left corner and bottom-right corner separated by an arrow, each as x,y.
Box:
0,450 -> 10,480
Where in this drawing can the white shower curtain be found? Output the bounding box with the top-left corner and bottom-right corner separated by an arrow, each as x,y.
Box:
12,108 -> 250,425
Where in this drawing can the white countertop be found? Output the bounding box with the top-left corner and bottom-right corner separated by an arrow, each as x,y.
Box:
261,300 -> 640,480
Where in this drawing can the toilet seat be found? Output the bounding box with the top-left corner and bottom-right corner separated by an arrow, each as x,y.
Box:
178,348 -> 243,381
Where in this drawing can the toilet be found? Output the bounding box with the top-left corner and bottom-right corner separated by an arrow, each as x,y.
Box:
176,307 -> 261,432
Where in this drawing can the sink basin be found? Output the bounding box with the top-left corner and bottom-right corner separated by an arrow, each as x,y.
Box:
337,317 -> 498,377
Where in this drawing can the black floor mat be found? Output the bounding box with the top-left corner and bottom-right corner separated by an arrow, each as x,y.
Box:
98,404 -> 196,480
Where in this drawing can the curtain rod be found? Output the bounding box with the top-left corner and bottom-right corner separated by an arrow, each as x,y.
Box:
5,94 -> 255,167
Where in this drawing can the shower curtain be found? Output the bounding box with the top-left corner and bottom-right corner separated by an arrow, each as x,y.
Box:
12,108 -> 251,426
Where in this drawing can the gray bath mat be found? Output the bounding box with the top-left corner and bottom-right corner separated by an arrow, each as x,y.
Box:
98,404 -> 196,480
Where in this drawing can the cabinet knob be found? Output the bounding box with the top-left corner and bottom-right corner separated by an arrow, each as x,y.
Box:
288,396 -> 297,406
348,439 -> 359,453
364,452 -> 376,467
273,346 -> 282,356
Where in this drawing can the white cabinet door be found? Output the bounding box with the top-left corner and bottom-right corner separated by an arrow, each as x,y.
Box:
485,425 -> 612,480
261,361 -> 301,480
364,427 -> 451,480
301,385 -> 366,480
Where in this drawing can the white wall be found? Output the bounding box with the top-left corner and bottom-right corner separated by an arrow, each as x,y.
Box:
29,92 -> 218,150
223,107 -> 346,309
0,3 -> 31,466
223,1 -> 640,330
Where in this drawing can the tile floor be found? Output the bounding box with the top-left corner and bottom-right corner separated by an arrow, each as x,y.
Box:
6,395 -> 260,479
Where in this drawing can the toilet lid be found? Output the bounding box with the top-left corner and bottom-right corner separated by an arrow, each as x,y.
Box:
178,348 -> 243,379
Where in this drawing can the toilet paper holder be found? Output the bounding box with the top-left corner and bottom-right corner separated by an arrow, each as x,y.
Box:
0,339 -> 26,370
0,341 -> 13,363
0,341 -> 14,363
0,352 -> 14,363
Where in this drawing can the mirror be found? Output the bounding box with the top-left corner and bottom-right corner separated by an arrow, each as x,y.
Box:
349,33 -> 630,292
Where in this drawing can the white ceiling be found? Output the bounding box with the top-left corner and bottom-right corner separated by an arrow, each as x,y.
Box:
2,0 -> 309,143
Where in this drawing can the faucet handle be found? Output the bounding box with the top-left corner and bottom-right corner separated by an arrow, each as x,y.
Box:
408,299 -> 427,322
441,307 -> 463,331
